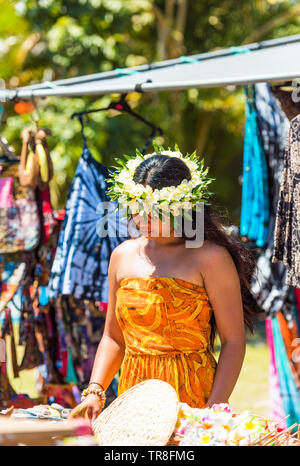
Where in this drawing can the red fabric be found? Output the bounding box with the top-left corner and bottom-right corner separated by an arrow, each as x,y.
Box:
42,383 -> 79,408
40,186 -> 55,244
8,394 -> 37,409
99,302 -> 108,312
60,350 -> 68,379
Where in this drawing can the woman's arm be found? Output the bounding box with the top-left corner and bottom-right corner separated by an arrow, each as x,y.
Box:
69,246 -> 126,420
88,247 -> 126,390
201,244 -> 246,407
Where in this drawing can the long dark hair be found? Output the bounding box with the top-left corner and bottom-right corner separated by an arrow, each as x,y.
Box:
133,154 -> 259,349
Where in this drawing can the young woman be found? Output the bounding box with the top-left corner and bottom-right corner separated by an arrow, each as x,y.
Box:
74,149 -> 258,421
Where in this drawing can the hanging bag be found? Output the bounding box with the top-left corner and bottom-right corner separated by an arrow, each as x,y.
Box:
35,128 -> 54,190
18,126 -> 53,190
0,160 -> 41,253
18,128 -> 40,189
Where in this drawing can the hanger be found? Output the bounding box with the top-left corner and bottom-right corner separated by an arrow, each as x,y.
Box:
71,94 -> 163,154
0,105 -> 18,162
0,137 -> 18,162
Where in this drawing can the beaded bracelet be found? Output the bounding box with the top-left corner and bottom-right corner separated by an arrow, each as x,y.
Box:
88,382 -> 105,392
81,387 -> 106,407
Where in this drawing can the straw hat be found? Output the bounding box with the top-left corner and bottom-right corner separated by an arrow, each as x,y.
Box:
92,379 -> 179,446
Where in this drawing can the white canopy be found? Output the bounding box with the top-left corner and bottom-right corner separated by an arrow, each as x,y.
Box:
1,34 -> 300,101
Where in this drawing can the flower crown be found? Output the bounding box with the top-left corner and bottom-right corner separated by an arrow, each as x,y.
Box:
106,142 -> 214,222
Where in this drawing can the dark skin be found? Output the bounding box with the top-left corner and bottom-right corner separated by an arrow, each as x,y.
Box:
75,214 -> 246,421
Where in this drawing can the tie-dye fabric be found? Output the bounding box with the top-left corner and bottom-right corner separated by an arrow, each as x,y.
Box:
48,145 -> 128,302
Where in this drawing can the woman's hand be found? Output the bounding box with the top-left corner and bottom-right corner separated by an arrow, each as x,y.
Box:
68,394 -> 103,422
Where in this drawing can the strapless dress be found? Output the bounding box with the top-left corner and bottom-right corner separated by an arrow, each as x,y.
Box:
115,276 -> 217,408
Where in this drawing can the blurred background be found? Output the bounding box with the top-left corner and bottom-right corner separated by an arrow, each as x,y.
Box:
1,0 -> 300,215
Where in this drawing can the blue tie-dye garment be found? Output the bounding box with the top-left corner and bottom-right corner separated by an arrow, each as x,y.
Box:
240,85 -> 270,248
48,144 -> 129,302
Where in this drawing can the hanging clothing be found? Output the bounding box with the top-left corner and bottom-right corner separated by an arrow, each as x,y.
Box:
272,114 -> 300,287
0,134 -> 123,407
35,185 -> 55,246
265,317 -> 287,426
0,253 -> 26,315
270,312 -> 300,427
250,83 -> 291,316
41,383 -> 81,408
51,295 -> 117,405
277,309 -> 300,392
48,133 -> 129,302
240,86 -> 270,248
116,277 -> 217,408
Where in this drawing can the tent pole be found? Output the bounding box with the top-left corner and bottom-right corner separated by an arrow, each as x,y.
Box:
1,71 -> 300,101
13,33 -> 300,93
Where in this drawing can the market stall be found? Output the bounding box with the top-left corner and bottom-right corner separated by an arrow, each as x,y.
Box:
1,380 -> 300,446
1,33 -> 300,445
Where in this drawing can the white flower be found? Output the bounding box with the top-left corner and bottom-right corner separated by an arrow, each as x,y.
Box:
227,430 -> 244,446
170,191 -> 184,202
147,189 -> 160,203
185,160 -> 198,172
170,203 -> 182,216
234,416 -> 263,438
142,200 -> 152,215
123,181 -> 145,198
210,426 -> 229,443
158,186 -> 174,202
126,157 -> 143,172
178,402 -> 194,416
181,200 -> 193,210
161,150 -> 182,158
191,172 -> 202,185
118,194 -> 128,204
144,185 -> 154,196
116,169 -> 131,183
127,200 -> 139,214
210,411 -> 234,428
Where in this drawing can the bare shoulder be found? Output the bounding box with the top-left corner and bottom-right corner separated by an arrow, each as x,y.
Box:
110,238 -> 139,260
108,239 -> 139,282
195,240 -> 235,271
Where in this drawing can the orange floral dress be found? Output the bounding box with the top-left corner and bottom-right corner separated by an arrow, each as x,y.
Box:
115,276 -> 217,408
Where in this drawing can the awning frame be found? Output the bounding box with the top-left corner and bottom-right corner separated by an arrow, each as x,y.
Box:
1,33 -> 300,102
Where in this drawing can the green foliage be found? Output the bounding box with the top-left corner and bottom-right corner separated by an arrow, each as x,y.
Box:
0,0 -> 299,218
